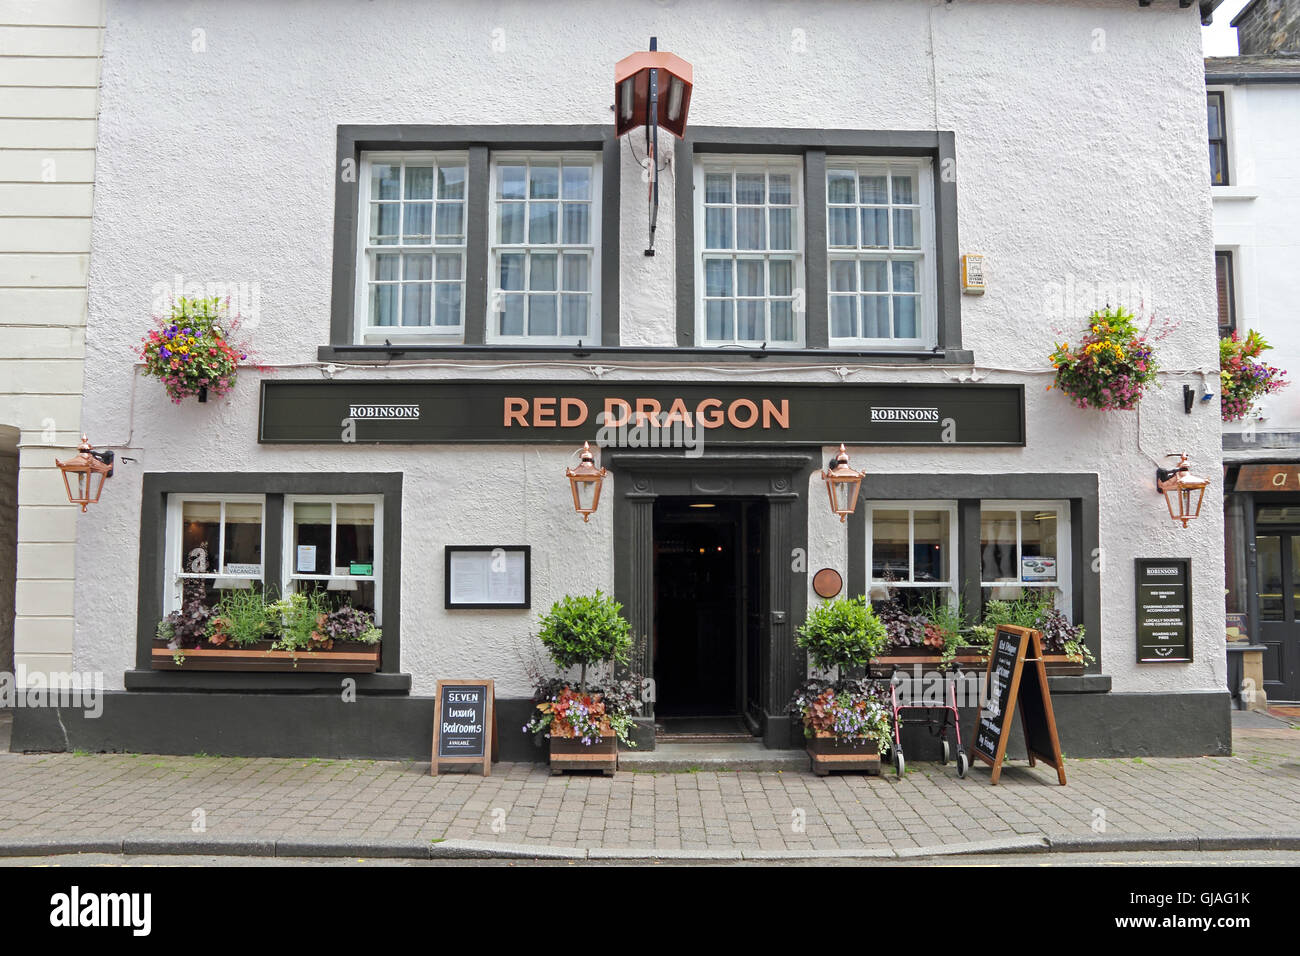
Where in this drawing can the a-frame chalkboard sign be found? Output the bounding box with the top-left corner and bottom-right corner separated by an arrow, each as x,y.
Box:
432,679 -> 498,776
972,625 -> 1066,786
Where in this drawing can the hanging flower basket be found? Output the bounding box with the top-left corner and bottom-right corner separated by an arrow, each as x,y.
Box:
138,295 -> 254,404
1220,329 -> 1288,422
1048,307 -> 1159,411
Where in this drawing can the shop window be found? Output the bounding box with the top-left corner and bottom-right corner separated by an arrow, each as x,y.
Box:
284,497 -> 383,621
1207,91 -> 1229,187
357,152 -> 468,344
488,152 -> 601,345
165,495 -> 265,611
867,501 -> 957,611
694,156 -> 804,346
979,501 -> 1070,611
826,159 -> 935,348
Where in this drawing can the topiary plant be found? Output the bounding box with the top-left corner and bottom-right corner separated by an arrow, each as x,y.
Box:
796,595 -> 888,680
536,591 -> 631,694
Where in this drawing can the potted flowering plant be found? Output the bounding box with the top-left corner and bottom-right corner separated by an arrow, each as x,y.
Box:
790,595 -> 893,775
1220,329 -> 1287,422
524,591 -> 636,774
868,589 -> 985,676
1048,306 -> 1159,410
970,594 -> 1093,675
138,295 -> 253,403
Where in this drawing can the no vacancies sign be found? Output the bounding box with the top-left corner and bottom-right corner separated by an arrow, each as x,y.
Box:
259,381 -> 1025,446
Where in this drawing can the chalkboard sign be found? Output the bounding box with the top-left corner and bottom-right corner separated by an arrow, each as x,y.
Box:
1135,558 -> 1193,663
432,679 -> 497,776
972,626 -> 1066,786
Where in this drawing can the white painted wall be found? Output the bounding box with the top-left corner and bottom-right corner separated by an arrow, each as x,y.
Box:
0,0 -> 105,684
1211,80 -> 1300,438
77,0 -> 1223,700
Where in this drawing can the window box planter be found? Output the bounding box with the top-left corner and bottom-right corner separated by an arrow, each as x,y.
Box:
807,734 -> 880,776
152,639 -> 381,672
1041,654 -> 1084,677
869,646 -> 988,678
548,728 -> 618,776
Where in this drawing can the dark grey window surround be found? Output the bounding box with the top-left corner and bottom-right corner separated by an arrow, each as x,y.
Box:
845,472 -> 1101,671
328,125 -> 621,353
126,472 -> 409,693
321,124 -> 972,366
676,127 -> 968,361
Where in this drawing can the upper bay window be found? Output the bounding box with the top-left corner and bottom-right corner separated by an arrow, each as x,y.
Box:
827,159 -> 935,348
489,152 -> 601,345
357,152 -> 468,343
695,156 -> 804,347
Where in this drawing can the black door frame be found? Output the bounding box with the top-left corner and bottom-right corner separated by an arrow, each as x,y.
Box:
609,449 -> 817,750
1251,499 -> 1300,702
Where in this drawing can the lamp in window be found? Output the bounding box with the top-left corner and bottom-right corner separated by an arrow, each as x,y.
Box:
566,442 -> 607,522
55,436 -> 114,512
822,444 -> 866,522
1156,454 -> 1210,528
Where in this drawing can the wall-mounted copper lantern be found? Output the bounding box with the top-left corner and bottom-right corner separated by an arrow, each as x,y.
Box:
1156,453 -> 1210,528
55,435 -> 114,512
822,444 -> 866,522
566,441 -> 607,522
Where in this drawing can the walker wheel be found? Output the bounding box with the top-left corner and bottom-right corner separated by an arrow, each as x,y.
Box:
956,750 -> 970,779
894,750 -> 905,778
940,738 -> 950,765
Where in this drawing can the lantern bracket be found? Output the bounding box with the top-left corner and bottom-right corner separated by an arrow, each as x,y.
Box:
90,448 -> 115,478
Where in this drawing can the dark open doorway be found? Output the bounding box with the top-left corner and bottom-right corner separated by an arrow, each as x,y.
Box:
652,497 -> 766,737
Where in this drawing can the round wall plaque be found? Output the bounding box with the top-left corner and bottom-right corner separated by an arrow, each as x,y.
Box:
812,568 -> 843,599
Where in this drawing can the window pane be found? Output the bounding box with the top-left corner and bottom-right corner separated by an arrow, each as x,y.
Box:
403,254 -> 432,281
769,173 -> 792,205
769,208 -> 793,249
769,258 -> 793,296
562,253 -> 589,291
894,208 -> 918,248
499,252 -> 525,290
829,259 -> 857,292
736,259 -> 764,297
705,172 -> 731,203
402,283 -> 431,326
371,163 -> 400,200
434,284 -> 461,326
435,253 -> 462,281
336,503 -> 375,568
912,510 -> 950,583
499,294 -> 524,335
737,300 -> 764,340
706,300 -> 734,340
827,169 -> 855,203
374,253 -> 400,281
562,165 -> 591,200
894,296 -> 917,337
371,203 -> 400,242
497,203 -> 524,244
561,294 -> 589,337
770,302 -> 795,341
871,510 -> 910,581
181,501 -> 221,574
892,173 -> 916,204
293,503 -> 331,575
735,172 -> 765,204
529,164 -> 559,199
862,296 -> 888,337
861,208 -> 888,247
499,164 -> 527,199
222,502 -> 262,571
1020,509 -> 1058,582
829,207 -> 857,247
704,258 -> 732,296
404,165 -> 433,200
528,202 -> 558,243
528,294 -> 557,335
435,202 -> 464,241
1207,97 -> 1223,139
369,283 -> 398,326
830,296 -> 856,338
892,259 -> 916,292
562,203 -> 590,243
1257,536 -> 1282,620
861,260 -> 887,292
403,203 -> 432,241
1210,144 -> 1226,186
981,510 -> 1018,581
859,173 -> 888,203
529,253 -> 558,291
736,208 -> 765,249
705,208 -> 733,249
438,165 -> 466,200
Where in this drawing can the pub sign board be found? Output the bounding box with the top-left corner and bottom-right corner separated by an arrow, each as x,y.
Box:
259,380 -> 1025,447
432,679 -> 496,776
1135,558 -> 1193,663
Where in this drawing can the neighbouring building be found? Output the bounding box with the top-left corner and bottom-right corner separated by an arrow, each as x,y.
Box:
0,1 -> 106,704
1210,0 -> 1300,706
12,0 -> 1233,760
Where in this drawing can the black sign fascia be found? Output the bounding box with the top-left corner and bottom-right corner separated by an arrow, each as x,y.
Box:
258,380 -> 1026,447
1135,558 -> 1193,664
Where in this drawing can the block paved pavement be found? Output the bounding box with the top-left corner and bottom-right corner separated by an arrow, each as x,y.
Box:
0,710 -> 1296,854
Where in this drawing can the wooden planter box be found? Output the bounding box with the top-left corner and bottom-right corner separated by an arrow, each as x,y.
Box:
152,640 -> 381,673
1042,654 -> 1085,677
870,646 -> 988,678
549,732 -> 618,776
807,736 -> 881,776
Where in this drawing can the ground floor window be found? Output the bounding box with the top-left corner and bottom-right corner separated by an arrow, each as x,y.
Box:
979,500 -> 1070,612
867,501 -> 957,612
286,496 -> 382,621
165,495 -> 265,611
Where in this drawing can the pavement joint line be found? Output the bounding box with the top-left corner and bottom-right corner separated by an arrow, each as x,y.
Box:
0,831 -> 1298,860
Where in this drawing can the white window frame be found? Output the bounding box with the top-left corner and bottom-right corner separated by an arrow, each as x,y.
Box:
486,150 -> 602,346
825,157 -> 936,349
282,495 -> 384,624
694,154 -> 806,348
355,150 -> 469,345
164,494 -> 266,613
978,500 -> 1071,612
866,500 -> 959,603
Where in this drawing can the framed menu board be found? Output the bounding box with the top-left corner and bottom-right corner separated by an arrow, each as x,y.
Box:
1135,558 -> 1193,663
445,546 -> 531,609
